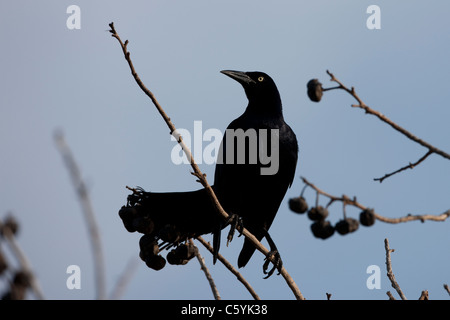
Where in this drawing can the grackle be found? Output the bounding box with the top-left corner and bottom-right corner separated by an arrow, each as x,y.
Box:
120,70 -> 298,273
213,70 -> 298,269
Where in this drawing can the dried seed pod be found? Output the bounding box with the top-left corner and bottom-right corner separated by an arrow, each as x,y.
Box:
145,255 -> 166,271
335,218 -> 359,235
167,243 -> 197,265
178,243 -> 196,261
133,216 -> 155,234
310,220 -> 334,239
139,234 -> 159,257
360,209 -> 376,227
166,249 -> 179,265
289,197 -> 308,214
307,79 -> 323,102
118,206 -> 138,232
12,270 -> 31,287
307,206 -> 329,221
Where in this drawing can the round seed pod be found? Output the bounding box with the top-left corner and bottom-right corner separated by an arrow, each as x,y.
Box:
289,197 -> 308,214
166,249 -> 180,265
12,271 -> 31,287
139,234 -> 159,257
167,243 -> 197,265
307,79 -> 323,102
133,215 -> 155,235
118,206 -> 138,232
360,209 -> 376,227
145,255 -> 166,271
335,218 -> 359,235
308,206 -> 329,221
310,220 -> 335,239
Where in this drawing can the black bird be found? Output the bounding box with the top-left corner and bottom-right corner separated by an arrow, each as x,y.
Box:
119,70 -> 298,273
213,70 -> 298,268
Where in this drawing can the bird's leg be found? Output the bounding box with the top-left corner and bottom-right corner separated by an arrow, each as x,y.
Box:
225,213 -> 244,246
262,229 -> 282,279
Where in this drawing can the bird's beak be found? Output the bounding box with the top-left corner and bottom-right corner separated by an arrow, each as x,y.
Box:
221,70 -> 255,85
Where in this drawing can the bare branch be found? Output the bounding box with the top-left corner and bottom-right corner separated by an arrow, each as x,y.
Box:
326,70 -> 450,182
374,150 -> 433,183
109,22 -> 305,300
196,236 -> 259,300
301,176 -> 450,224
384,238 -> 406,300
189,239 -> 221,300
54,130 -> 106,300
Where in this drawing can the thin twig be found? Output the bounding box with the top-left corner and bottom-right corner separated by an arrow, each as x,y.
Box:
109,22 -> 304,300
444,284 -> 450,296
0,222 -> 45,300
384,238 -> 406,300
196,236 -> 260,300
386,291 -> 396,300
54,130 -> 106,300
189,239 -> 221,300
374,150 -> 433,183
326,70 -> 450,182
301,176 -> 450,224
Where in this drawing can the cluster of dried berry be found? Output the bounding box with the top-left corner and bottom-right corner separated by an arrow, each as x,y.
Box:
118,189 -> 197,271
289,196 -> 376,239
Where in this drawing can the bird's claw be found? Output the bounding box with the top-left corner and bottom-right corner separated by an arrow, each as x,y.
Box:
263,250 -> 283,279
226,214 -> 244,246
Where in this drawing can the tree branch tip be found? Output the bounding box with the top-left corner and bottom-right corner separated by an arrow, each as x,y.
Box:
386,291 -> 396,300
326,70 -> 333,78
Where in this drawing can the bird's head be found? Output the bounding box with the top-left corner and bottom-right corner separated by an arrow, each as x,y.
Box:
221,70 -> 282,115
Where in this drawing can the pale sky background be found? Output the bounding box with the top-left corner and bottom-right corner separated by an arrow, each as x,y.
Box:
1,1 -> 449,300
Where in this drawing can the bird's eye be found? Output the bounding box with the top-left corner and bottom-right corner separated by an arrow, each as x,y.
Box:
258,76 -> 264,82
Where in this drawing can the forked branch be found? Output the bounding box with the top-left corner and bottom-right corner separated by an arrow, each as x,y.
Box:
325,70 -> 450,182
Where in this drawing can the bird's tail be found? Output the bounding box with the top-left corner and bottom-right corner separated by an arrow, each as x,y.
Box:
237,232 -> 265,268
119,187 -> 221,240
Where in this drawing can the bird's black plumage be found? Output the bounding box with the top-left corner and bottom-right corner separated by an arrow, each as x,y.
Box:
213,70 -> 298,267
120,70 -> 298,271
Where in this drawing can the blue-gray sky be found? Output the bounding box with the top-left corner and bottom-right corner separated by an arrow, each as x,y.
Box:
1,1 -> 449,300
